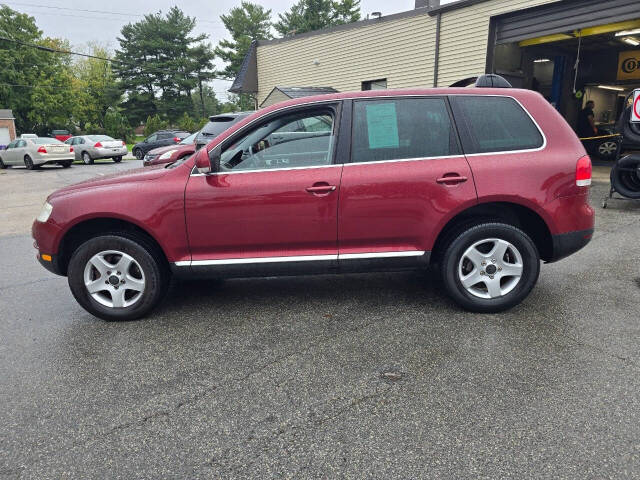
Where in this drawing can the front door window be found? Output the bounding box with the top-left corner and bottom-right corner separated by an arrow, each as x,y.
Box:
220,111 -> 335,172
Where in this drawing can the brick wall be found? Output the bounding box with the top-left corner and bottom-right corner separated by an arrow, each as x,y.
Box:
0,118 -> 16,141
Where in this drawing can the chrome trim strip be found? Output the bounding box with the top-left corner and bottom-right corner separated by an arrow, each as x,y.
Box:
189,255 -> 338,266
345,155 -> 466,167
191,164 -> 340,177
339,251 -> 426,260
174,250 -> 426,267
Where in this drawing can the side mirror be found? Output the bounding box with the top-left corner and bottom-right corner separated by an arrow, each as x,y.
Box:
194,148 -> 212,174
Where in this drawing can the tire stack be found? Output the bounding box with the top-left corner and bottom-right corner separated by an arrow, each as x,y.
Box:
612,107 -> 640,199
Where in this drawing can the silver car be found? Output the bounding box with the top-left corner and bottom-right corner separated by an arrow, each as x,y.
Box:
65,135 -> 128,164
0,137 -> 73,170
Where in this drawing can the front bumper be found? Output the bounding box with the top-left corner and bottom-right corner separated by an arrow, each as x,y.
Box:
32,220 -> 65,276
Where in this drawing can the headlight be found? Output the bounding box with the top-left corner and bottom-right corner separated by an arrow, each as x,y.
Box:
159,150 -> 177,160
36,201 -> 53,223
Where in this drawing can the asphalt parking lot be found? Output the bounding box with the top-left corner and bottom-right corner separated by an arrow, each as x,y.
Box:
1,161 -> 639,479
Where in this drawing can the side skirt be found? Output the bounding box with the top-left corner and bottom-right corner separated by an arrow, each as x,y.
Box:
171,252 -> 431,279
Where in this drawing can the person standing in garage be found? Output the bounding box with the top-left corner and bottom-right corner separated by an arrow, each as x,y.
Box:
578,100 -> 598,138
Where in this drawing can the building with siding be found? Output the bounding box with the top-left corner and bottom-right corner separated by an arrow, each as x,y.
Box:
231,0 -> 640,131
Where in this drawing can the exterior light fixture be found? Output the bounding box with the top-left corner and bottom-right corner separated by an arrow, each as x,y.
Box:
597,85 -> 624,92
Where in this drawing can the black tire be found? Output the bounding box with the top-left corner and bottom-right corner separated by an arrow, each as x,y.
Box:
60,161 -> 72,168
611,155 -> 640,199
82,151 -> 93,165
134,148 -> 144,160
441,222 -> 540,313
67,234 -> 169,321
113,156 -> 123,163
616,106 -> 640,145
0,157 -> 6,169
24,155 -> 36,170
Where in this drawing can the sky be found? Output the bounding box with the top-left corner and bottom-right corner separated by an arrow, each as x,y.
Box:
4,0 -> 456,99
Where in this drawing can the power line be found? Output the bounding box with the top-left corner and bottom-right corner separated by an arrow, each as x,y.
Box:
2,1 -> 226,26
0,35 -> 234,82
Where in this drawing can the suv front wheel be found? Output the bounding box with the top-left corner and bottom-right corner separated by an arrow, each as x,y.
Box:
441,223 -> 540,313
67,234 -> 169,321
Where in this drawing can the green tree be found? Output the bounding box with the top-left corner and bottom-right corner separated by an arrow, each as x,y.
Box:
215,2 -> 272,78
114,7 -> 215,124
104,109 -> 134,142
191,85 -> 221,117
144,114 -> 169,136
177,112 -> 197,132
274,0 -> 360,36
72,44 -> 120,130
0,6 -> 76,134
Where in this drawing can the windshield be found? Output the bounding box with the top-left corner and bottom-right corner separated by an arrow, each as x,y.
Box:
33,138 -> 63,144
87,135 -> 114,142
180,131 -> 198,145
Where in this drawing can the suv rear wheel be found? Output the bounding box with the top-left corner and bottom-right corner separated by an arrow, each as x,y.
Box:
67,234 -> 169,321
441,223 -> 540,313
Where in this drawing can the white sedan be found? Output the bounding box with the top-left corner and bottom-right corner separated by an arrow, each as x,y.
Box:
0,137 -> 74,170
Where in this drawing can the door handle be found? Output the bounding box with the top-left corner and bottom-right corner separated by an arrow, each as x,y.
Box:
436,175 -> 468,185
305,184 -> 337,195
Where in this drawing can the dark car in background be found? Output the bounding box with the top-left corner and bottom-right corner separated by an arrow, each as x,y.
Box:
143,131 -> 198,167
131,130 -> 190,160
143,113 -> 253,167
194,112 -> 253,150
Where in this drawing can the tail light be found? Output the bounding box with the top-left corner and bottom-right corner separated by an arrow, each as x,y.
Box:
37,146 -> 47,154
121,141 -> 126,146
576,155 -> 592,187
173,137 -> 180,143
94,142 -> 103,148
70,147 -> 74,153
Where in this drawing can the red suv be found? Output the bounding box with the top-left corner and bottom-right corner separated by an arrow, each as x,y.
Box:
32,83 -> 594,321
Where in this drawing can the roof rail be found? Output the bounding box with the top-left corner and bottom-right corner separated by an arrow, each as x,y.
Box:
475,74 -> 512,88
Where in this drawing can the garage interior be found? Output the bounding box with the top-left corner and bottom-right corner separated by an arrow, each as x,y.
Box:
487,0 -> 640,158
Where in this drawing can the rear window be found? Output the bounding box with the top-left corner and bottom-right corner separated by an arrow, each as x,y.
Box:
351,97 -> 460,163
452,96 -> 543,154
33,138 -> 62,144
201,117 -> 240,137
87,135 -> 114,141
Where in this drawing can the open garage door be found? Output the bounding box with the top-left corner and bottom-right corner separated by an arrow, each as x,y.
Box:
494,0 -> 640,45
487,0 -> 640,159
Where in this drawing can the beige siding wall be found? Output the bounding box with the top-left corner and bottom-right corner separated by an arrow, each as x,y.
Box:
255,0 -> 563,102
257,13 -> 437,105
260,89 -> 291,107
436,0 -> 560,87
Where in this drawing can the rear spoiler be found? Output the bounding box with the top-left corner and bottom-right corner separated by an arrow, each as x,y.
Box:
449,74 -> 513,88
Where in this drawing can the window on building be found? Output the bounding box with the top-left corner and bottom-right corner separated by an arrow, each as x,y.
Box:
362,79 -> 387,91
452,96 -> 544,154
351,98 -> 460,163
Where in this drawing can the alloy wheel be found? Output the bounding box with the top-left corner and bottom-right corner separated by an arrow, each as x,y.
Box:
82,152 -> 92,165
83,250 -> 146,308
458,238 -> 523,299
598,141 -> 618,157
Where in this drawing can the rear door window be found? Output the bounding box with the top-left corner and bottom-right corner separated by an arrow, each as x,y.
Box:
351,97 -> 460,163
451,96 -> 544,154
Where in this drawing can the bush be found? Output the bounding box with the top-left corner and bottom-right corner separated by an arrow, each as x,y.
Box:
104,110 -> 134,142
177,112 -> 197,133
144,114 -> 169,136
195,117 -> 208,130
